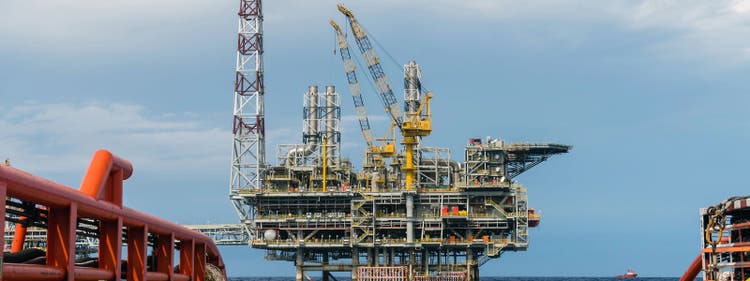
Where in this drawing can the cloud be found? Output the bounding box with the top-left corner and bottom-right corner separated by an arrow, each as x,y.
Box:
407,0 -> 750,64
623,0 -> 750,63
0,0 -> 231,54
3,0 -> 748,65
0,101 -> 312,178
0,101 -> 229,176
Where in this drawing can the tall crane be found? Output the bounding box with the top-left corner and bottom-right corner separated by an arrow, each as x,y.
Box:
330,19 -> 395,189
329,20 -> 374,150
336,4 -> 403,128
337,3 -> 432,190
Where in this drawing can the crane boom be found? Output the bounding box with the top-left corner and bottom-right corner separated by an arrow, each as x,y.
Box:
337,3 -> 403,128
330,20 -> 374,148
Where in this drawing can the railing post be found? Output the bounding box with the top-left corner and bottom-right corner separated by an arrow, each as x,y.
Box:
46,202 -> 77,281
127,225 -> 148,281
180,240 -> 195,280
156,233 -> 175,281
0,181 -> 6,281
100,217 -> 123,280
194,243 -> 206,281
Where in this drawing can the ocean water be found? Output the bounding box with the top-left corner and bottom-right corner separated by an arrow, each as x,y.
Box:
229,277 -> 680,281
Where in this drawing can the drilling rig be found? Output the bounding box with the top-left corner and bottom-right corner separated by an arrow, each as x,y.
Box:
228,2 -> 571,281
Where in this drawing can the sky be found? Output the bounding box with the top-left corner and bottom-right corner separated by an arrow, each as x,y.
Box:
2,0 -> 750,277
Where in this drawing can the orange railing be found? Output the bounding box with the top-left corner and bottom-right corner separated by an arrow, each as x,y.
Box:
0,149 -> 226,281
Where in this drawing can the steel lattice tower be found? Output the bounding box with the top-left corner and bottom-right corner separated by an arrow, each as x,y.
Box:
230,0 -> 265,239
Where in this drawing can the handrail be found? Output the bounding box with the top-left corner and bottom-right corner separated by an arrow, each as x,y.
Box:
0,149 -> 226,281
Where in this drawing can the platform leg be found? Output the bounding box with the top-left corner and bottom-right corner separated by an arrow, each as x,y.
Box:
322,252 -> 330,281
295,248 -> 304,281
351,247 -> 359,281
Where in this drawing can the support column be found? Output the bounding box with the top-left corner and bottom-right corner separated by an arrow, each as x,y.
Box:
296,248 -> 305,281
351,247 -> 359,281
466,248 -> 476,281
421,249 -> 428,275
437,248 -> 442,272
322,252 -> 330,281
367,248 -> 374,266
409,249 -> 416,267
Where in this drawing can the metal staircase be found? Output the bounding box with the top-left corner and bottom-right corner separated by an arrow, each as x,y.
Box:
351,194 -> 375,244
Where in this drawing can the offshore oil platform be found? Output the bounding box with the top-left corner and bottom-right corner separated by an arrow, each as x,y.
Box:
227,1 -> 571,281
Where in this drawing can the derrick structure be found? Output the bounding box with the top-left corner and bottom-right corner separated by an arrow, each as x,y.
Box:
230,0 -> 266,240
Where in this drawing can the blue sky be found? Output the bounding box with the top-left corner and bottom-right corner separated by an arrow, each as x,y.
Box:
3,0 -> 750,277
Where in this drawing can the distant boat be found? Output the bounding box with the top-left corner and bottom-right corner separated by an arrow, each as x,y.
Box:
615,269 -> 638,279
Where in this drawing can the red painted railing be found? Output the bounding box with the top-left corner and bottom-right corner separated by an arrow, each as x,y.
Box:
0,150 -> 226,281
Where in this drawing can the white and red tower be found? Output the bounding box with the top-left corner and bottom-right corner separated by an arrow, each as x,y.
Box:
230,0 -> 265,239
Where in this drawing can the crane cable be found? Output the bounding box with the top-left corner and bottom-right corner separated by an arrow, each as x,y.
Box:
358,22 -> 435,94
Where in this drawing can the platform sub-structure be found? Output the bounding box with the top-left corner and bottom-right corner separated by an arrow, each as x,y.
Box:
0,149 -> 226,281
243,186 -> 536,281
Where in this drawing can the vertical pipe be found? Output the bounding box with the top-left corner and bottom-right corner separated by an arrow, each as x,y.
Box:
286,86 -> 319,166
11,218 -> 27,253
371,172 -> 379,192
325,85 -> 337,166
323,135 -> 328,192
308,85 -> 320,144
406,194 -> 414,243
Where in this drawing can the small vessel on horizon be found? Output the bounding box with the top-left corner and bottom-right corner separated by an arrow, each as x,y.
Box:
615,269 -> 638,279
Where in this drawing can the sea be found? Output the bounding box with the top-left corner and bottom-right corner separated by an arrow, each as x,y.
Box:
229,277 -> 680,281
